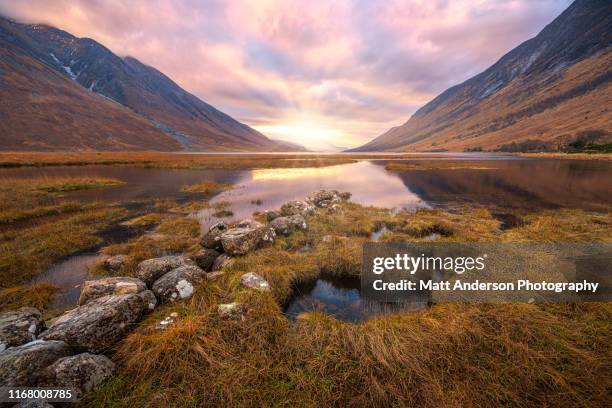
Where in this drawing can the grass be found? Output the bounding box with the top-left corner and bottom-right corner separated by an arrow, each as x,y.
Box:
385,161 -> 498,171
28,177 -> 124,192
82,202 -> 611,407
181,180 -> 234,194
0,208 -> 127,290
0,283 -> 58,312
0,152 -> 455,169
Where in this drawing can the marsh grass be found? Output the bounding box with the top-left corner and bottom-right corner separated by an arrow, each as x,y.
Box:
0,208 -> 127,290
84,203 -> 611,407
181,180 -> 234,194
385,161 -> 498,171
0,283 -> 58,312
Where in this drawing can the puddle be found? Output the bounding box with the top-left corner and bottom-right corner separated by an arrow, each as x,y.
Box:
371,226 -> 389,241
33,253 -> 105,309
284,276 -> 428,323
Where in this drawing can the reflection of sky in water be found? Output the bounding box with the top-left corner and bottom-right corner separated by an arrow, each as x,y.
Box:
285,278 -> 427,323
196,161 -> 427,231
33,254 -> 104,309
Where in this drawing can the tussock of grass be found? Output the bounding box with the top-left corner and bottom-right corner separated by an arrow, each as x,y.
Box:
102,215 -> 200,277
122,213 -> 162,227
181,180 -> 233,194
0,208 -> 127,289
27,177 -> 124,192
0,283 -> 58,313
0,201 -> 85,224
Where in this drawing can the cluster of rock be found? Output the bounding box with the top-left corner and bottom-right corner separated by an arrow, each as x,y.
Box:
0,190 -> 351,405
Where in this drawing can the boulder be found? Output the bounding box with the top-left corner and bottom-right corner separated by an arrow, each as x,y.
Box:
220,225 -> 275,255
0,340 -> 72,387
41,353 -> 114,398
102,254 -> 128,271
212,254 -> 234,271
0,308 -> 45,350
236,219 -> 263,228
78,277 -> 147,305
269,214 -> 307,236
200,222 -> 228,250
280,200 -> 315,216
151,265 -> 206,302
192,248 -> 220,271
217,303 -> 247,320
264,210 -> 281,222
240,273 -> 271,291
39,291 -> 155,353
136,255 -> 194,287
307,190 -> 347,208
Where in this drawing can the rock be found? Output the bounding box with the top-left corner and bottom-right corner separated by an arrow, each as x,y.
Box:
280,200 -> 315,216
269,214 -> 307,236
206,271 -> 225,282
339,191 -> 352,200
102,254 -> 128,271
212,254 -> 233,271
217,303 -> 247,320
13,400 -> 55,408
264,210 -> 281,222
308,190 -> 349,208
200,222 -> 228,250
236,219 -> 263,228
42,353 -> 114,398
191,248 -> 220,271
0,308 -> 45,350
39,292 -> 155,353
139,289 -> 158,311
156,312 -> 179,330
240,273 -> 270,291
0,340 -> 72,387
151,265 -> 206,302
78,277 -> 147,305
136,255 -> 194,287
220,225 -> 275,255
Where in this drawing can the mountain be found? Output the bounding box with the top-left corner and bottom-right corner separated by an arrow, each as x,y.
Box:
352,0 -> 612,152
0,16 -> 286,151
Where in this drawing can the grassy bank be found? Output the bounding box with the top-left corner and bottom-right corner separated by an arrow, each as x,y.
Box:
0,152 -> 455,169
82,202 -> 611,407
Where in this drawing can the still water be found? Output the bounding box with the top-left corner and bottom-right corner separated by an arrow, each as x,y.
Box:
4,156 -> 610,317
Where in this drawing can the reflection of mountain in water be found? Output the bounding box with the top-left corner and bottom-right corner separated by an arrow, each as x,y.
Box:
380,159 -> 612,211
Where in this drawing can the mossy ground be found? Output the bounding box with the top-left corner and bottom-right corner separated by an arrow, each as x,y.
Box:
82,202 -> 611,407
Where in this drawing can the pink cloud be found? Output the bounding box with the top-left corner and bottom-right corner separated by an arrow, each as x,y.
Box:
0,0 -> 570,150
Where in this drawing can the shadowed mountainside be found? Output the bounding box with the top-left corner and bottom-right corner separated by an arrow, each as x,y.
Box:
0,17 -> 303,151
352,0 -> 612,152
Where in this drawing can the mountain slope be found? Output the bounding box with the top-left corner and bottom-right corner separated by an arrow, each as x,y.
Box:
0,16 -> 287,151
353,0 -> 612,152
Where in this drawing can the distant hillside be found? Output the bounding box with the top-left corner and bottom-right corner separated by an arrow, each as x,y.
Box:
352,0 -> 612,152
0,16 -> 288,151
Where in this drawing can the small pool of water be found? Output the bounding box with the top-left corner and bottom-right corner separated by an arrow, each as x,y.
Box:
32,253 -> 105,309
284,276 -> 429,323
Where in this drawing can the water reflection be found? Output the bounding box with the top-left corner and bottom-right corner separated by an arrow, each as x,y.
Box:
284,276 -> 427,323
32,253 -> 104,309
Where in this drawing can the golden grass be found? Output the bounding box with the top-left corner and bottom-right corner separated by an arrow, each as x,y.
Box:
520,152 -> 612,160
0,283 -> 58,313
0,152 -> 454,170
83,203 -> 611,407
181,179 -> 233,194
101,214 -> 201,277
0,208 -> 127,289
385,161 -> 498,171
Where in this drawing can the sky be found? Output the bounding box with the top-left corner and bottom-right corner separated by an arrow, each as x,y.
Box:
0,0 -> 571,151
